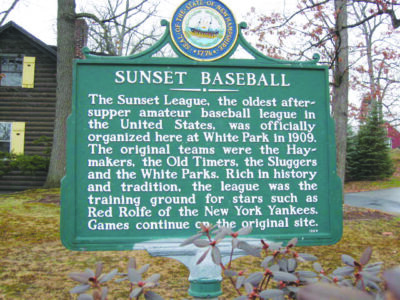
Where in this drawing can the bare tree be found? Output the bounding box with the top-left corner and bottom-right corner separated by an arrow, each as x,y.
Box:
76,0 -> 160,56
333,0 -> 350,184
350,2 -> 400,122
46,0 -> 161,187
245,0 -> 399,184
0,0 -> 20,26
44,0 -> 75,188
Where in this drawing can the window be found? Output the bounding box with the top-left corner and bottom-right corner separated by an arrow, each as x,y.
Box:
0,122 -> 25,154
0,122 -> 11,152
0,55 -> 23,86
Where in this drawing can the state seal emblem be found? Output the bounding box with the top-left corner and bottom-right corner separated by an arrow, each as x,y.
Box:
171,0 -> 238,61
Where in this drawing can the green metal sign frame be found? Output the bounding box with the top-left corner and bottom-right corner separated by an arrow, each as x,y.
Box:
61,20 -> 342,251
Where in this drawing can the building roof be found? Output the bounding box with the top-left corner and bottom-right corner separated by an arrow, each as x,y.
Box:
0,21 -> 57,59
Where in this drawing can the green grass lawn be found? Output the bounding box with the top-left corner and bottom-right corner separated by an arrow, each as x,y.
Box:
0,189 -> 399,299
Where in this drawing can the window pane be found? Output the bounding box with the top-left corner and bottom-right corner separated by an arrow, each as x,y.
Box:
13,57 -> 23,72
1,57 -> 9,70
0,141 -> 10,152
2,72 -> 22,86
1,57 -> 23,86
1,57 -> 22,72
0,123 -> 11,141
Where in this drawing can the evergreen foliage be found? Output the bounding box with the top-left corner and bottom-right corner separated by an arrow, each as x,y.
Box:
0,151 -> 49,176
345,125 -> 358,181
347,103 -> 394,181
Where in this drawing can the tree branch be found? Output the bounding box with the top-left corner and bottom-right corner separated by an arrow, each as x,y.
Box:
100,0 -> 148,23
267,0 -> 331,30
0,0 -> 19,26
346,0 -> 400,28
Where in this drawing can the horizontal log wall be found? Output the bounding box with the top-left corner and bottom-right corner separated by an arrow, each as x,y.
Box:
0,26 -> 56,192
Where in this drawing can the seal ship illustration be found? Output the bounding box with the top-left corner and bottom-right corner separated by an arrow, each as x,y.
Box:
189,17 -> 220,39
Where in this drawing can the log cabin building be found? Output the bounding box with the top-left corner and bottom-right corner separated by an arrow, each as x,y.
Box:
0,21 -> 87,192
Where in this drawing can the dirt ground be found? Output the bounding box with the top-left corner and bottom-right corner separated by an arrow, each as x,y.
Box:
343,204 -> 395,220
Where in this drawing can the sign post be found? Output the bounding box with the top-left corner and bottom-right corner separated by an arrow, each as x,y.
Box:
61,0 -> 342,297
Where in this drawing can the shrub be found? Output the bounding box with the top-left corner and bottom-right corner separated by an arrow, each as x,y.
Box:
347,103 -> 395,181
181,224 -> 400,300
10,154 -> 49,174
0,151 -> 49,176
0,151 -> 13,176
68,225 -> 400,299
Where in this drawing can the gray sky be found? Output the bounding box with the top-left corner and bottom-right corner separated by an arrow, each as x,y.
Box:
5,0 -> 296,46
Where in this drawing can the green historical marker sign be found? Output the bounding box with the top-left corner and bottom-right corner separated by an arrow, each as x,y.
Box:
61,0 -> 342,251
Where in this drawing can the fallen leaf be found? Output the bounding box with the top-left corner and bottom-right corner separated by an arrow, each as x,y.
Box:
382,232 -> 393,236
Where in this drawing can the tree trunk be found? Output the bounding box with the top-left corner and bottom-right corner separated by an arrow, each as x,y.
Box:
44,0 -> 75,188
333,0 -> 349,185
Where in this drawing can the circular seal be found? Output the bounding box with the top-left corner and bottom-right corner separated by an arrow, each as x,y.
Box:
171,0 -> 238,61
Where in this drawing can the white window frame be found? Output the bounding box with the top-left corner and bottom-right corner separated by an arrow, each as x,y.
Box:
0,122 -> 12,153
0,54 -> 23,87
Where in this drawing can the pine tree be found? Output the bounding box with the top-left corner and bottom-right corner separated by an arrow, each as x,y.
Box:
349,103 -> 394,181
345,125 -> 358,182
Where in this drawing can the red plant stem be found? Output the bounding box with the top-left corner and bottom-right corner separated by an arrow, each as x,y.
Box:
93,282 -> 101,289
263,275 -> 272,291
220,262 -> 242,296
206,232 -> 212,242
230,277 -> 242,296
259,275 -> 268,291
357,266 -> 366,291
98,286 -> 103,299
135,290 -> 143,300
262,243 -> 269,255
227,246 -> 234,269
361,278 -> 366,291
219,262 -> 226,271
